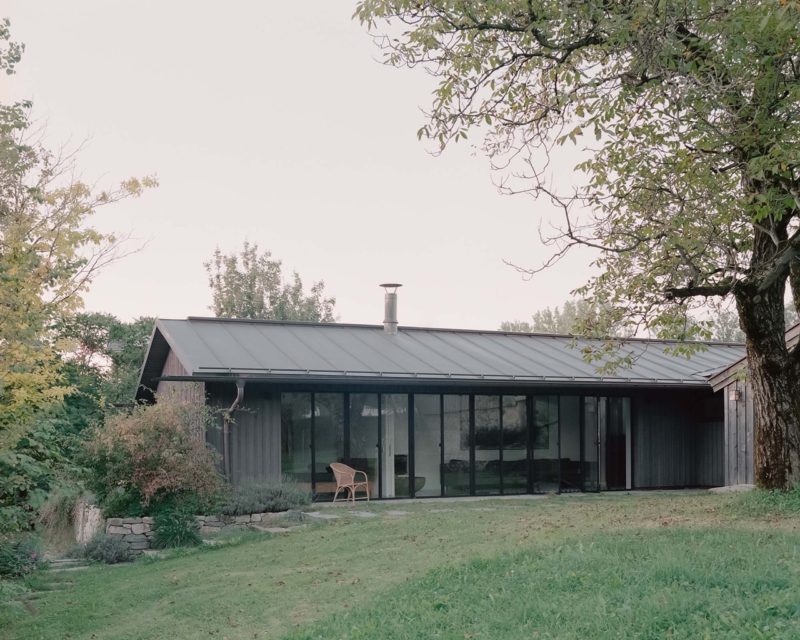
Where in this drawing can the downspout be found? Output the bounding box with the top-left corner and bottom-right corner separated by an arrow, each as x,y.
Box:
223,379 -> 246,480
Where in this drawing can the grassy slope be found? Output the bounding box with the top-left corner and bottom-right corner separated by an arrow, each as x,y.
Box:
2,492 -> 799,640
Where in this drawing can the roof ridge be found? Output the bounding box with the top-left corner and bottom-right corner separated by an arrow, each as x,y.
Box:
173,316 -> 745,347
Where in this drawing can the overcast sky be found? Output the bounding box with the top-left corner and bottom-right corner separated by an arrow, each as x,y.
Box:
3,1 -> 593,330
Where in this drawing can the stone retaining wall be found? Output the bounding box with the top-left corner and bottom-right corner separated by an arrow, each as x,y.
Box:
104,512 -> 287,554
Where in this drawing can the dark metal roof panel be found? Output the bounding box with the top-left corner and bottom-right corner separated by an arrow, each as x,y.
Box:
149,317 -> 746,387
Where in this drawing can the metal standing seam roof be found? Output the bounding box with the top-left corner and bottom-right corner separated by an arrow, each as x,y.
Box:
137,317 -> 746,395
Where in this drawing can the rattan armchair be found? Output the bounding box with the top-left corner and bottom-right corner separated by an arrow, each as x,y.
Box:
330,462 -> 370,503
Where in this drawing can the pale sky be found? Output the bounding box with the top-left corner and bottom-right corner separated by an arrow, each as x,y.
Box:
3,1 -> 592,330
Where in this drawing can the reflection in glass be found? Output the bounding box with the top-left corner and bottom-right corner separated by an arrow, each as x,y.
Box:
502,396 -> 527,494
349,394 -> 379,497
559,396 -> 581,492
474,396 -> 501,495
605,397 -> 630,490
532,395 -> 559,492
314,393 -> 344,500
280,393 -> 312,493
583,397 -> 599,491
442,395 -> 470,496
381,394 -> 409,498
413,395 -> 441,497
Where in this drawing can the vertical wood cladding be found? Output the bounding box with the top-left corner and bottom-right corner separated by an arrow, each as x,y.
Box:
156,349 -> 205,406
205,383 -> 281,486
227,394 -> 281,485
633,390 -> 724,488
723,379 -> 754,486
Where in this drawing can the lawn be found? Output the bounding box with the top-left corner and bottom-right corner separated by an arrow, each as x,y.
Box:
2,491 -> 799,639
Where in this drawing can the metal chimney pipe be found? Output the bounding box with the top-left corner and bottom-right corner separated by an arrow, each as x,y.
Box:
380,283 -> 402,335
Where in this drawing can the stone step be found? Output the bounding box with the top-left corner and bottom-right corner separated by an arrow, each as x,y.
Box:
48,558 -> 86,566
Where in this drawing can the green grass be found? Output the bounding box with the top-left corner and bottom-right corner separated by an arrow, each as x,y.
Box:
1,491 -> 799,640
727,487 -> 800,517
289,529 -> 800,639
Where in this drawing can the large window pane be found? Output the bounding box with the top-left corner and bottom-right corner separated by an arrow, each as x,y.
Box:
474,396 -> 501,495
442,395 -> 470,496
559,396 -> 581,492
381,394 -> 409,498
413,395 -> 441,497
349,394 -> 379,498
314,393 -> 344,500
281,393 -> 312,493
583,397 -> 600,491
502,396 -> 527,494
532,395 -> 559,492
605,397 -> 631,490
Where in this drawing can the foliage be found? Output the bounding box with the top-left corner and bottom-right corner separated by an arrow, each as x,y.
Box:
0,535 -> 43,578
0,18 -> 23,75
708,305 -> 799,343
56,313 -> 156,410
356,1 -> 800,487
217,481 -> 311,516
99,488 -> 148,519
728,487 -> 800,518
36,484 -> 83,534
501,298 -> 629,336
80,533 -> 133,564
0,403 -> 92,534
151,506 -> 202,549
205,241 -> 336,321
0,100 -> 156,454
87,399 -> 222,513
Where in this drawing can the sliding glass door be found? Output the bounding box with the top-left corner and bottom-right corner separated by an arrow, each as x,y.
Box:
442,395 -> 470,496
413,395 -> 442,497
279,390 -> 630,500
349,394 -> 379,498
380,394 -> 409,498
502,396 -> 528,494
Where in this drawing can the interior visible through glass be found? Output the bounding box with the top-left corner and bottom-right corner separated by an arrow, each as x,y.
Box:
413,394 -> 442,497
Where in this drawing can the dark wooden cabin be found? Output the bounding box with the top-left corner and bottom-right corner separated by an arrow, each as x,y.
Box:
137,316 -> 746,500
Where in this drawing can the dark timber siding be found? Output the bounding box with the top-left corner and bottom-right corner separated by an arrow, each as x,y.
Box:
206,383 -> 281,486
723,378 -> 755,485
633,390 -> 724,488
156,349 -> 205,405
229,394 -> 281,485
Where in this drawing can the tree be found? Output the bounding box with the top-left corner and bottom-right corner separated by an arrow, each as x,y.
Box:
501,299 -> 613,335
205,241 -> 336,322
0,106 -> 155,454
357,2 -> 800,487
708,305 -> 798,342
0,22 -> 156,530
57,313 -> 156,409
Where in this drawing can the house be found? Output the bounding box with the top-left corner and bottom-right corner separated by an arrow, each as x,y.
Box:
137,286 -> 747,499
708,322 -> 800,486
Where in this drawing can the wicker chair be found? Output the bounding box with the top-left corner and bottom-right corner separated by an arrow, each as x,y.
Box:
330,462 -> 370,503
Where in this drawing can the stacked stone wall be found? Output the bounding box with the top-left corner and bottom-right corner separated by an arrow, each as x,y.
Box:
103,512 -> 286,554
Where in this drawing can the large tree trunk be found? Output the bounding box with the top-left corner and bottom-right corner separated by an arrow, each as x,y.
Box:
736,284 -> 800,489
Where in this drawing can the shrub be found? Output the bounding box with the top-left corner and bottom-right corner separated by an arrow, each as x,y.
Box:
151,507 -> 201,549
81,533 -> 133,564
0,535 -> 44,578
87,398 -> 222,515
38,483 -> 84,532
218,480 -> 311,516
100,487 -> 147,519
